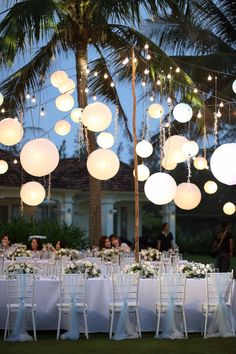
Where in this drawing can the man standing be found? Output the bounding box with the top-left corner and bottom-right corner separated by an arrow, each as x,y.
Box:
157,223 -> 174,252
214,221 -> 234,272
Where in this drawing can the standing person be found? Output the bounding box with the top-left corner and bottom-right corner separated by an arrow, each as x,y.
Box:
157,223 -> 174,252
213,221 -> 234,272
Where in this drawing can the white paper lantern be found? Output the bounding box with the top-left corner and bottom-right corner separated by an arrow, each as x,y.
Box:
204,180 -> 218,194
20,138 -> 59,177
55,120 -> 71,136
144,172 -> 177,205
174,182 -> 201,210
70,108 -> 83,123
194,156 -> 208,170
0,118 -> 23,146
162,155 -> 177,171
163,135 -> 189,163
223,202 -> 235,215
173,103 -> 193,123
136,140 -> 153,158
56,94 -> 74,112
58,79 -> 75,94
20,181 -> 46,206
133,164 -> 150,182
97,132 -> 114,148
148,103 -> 164,119
0,160 -> 8,174
210,143 -> 236,185
50,70 -> 68,88
81,102 -> 112,132
87,148 -> 120,180
182,140 -> 199,157
232,80 -> 236,94
0,93 -> 4,106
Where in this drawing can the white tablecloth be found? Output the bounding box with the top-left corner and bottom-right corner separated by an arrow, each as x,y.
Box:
0,278 -> 235,333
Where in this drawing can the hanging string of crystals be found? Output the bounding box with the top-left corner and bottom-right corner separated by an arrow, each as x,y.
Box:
47,173 -> 51,201
203,105 -> 207,161
187,155 -> 192,183
114,104 -> 119,146
213,76 -> 219,148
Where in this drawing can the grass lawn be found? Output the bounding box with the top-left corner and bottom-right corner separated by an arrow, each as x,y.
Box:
1,332 -> 236,354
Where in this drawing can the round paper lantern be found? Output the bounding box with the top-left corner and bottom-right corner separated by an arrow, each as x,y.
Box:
194,156 -> 208,170
97,132 -> 114,148
87,148 -> 120,180
56,94 -> 74,112
232,80 -> 236,94
144,172 -> 177,205
0,93 -> 4,106
163,135 -> 189,163
182,140 -> 199,157
162,155 -> 177,171
0,160 -> 8,174
133,164 -> 150,182
55,120 -> 71,136
204,180 -> 218,194
20,181 -> 46,206
210,143 -> 236,185
223,202 -> 235,216
70,108 -> 83,123
0,118 -> 23,146
173,103 -> 193,123
20,138 -> 59,177
58,79 -> 75,94
148,103 -> 164,119
81,102 -> 112,132
174,182 -> 201,210
136,140 -> 153,158
50,70 -> 68,88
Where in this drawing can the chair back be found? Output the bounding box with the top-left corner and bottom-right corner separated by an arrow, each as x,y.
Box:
111,273 -> 139,305
6,273 -> 35,306
205,271 -> 234,306
59,273 -> 87,306
158,272 -> 186,306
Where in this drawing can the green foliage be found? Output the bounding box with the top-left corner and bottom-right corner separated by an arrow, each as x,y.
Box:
0,218 -> 89,249
176,229 -> 213,255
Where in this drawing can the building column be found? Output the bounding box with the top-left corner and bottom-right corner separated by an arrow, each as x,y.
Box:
64,195 -> 74,226
102,199 -> 114,236
162,203 -> 176,241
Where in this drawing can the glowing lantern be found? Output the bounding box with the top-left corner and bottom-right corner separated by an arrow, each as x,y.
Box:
20,181 -> 45,206
204,180 -> 218,194
194,156 -> 208,170
223,202 -> 235,216
97,132 -> 114,148
174,182 -> 201,210
55,94 -> 74,112
133,164 -> 150,182
50,70 -> 68,88
163,135 -> 189,163
20,138 -> 59,177
162,155 -> 177,171
58,79 -> 76,94
232,80 -> 236,94
144,172 -> 177,205
182,140 -> 199,157
148,103 -> 164,119
0,160 -> 8,174
0,118 -> 23,146
87,148 -> 120,180
0,93 -> 4,106
82,102 -> 112,132
136,140 -> 153,158
210,143 -> 236,185
70,108 -> 83,123
173,103 -> 193,123
55,120 -> 71,136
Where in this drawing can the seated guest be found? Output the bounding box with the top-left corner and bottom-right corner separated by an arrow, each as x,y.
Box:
157,222 -> 174,252
1,234 -> 11,250
98,236 -> 111,250
109,234 -> 130,252
30,237 -> 43,252
55,240 -> 66,250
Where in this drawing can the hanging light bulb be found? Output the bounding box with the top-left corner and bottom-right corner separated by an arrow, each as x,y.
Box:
176,67 -> 180,73
26,92 -> 31,99
93,95 -> 97,101
193,88 -> 198,93
40,107 -> 45,117
197,110 -> 202,119
104,73 -> 108,79
94,71 -> 98,77
167,97 -> 172,104
86,66 -> 90,74
149,96 -> 154,102
216,109 -> 222,118
207,75 -> 213,81
144,44 -> 149,50
110,82 -> 115,87
122,57 -> 129,65
85,87 -> 89,93
1,108 -> 5,113
133,57 -> 137,63
219,102 -> 224,108
167,74 -> 171,79
31,95 -> 36,103
146,54 -> 151,60
157,79 -> 161,86
141,81 -> 146,87
13,159 -> 18,164
144,69 -> 149,75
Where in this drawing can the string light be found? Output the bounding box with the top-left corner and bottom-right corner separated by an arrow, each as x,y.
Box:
149,96 -> 154,102
13,159 -> 18,164
176,67 -> 180,73
104,73 -> 108,79
219,102 -> 224,108
85,87 -> 89,93
141,81 -> 146,87
193,88 -> 198,93
40,107 -> 45,116
197,110 -> 202,119
133,57 -> 137,63
94,71 -> 98,77
122,57 -> 129,65
1,108 -> 5,113
216,109 -> 222,118
167,97 -> 172,104
144,44 -> 149,50
167,74 -> 171,80
93,95 -> 97,101
157,79 -> 161,86
144,69 -> 149,75
146,54 -> 151,60
26,92 -> 31,99
31,95 -> 36,103
86,66 -> 90,74
207,75 -> 213,81
110,82 -> 115,87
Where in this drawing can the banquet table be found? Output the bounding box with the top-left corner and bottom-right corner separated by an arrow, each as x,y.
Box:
0,277 -> 235,333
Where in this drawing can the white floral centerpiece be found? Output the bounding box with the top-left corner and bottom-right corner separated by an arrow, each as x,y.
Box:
140,248 -> 161,261
64,260 -> 101,278
7,246 -> 31,260
98,248 -> 119,262
178,262 -> 214,278
70,249 -> 80,260
123,261 -> 158,278
6,262 -> 36,274
56,248 -> 71,258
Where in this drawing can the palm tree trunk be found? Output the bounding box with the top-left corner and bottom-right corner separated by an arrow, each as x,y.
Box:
75,40 -> 101,247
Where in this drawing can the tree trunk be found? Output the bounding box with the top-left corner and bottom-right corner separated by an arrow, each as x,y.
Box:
131,48 -> 140,262
75,40 -> 101,247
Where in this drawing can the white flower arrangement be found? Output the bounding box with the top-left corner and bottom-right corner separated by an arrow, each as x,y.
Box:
7,246 -> 31,260
64,261 -> 101,278
123,261 -> 158,278
6,262 -> 36,274
140,248 -> 161,261
98,248 -> 119,262
70,249 -> 80,260
56,248 -> 71,258
178,262 -> 214,278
